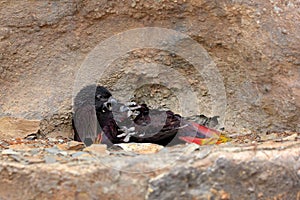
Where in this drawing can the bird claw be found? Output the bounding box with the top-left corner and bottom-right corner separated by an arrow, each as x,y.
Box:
117,126 -> 136,142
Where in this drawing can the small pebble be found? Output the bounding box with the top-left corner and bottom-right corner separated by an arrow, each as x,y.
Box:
45,147 -> 60,155
58,151 -> 68,156
71,151 -> 87,158
44,155 -> 57,164
58,139 -> 65,143
2,149 -> 20,155
84,144 -> 108,155
48,138 -> 58,142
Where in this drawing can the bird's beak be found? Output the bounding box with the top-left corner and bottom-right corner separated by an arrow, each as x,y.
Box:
103,97 -> 117,111
107,97 -> 117,105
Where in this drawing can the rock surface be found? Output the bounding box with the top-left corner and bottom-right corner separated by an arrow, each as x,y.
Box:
0,117 -> 40,139
0,135 -> 299,200
0,0 -> 299,136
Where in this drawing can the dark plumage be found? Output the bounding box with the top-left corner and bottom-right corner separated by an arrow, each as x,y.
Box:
73,85 -> 220,146
73,85 -> 118,146
73,85 -> 99,145
126,104 -> 182,145
125,104 -> 210,146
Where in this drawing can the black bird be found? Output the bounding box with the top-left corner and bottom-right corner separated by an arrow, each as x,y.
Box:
73,85 -> 220,146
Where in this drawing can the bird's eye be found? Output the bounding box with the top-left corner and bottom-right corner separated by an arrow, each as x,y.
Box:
96,94 -> 102,99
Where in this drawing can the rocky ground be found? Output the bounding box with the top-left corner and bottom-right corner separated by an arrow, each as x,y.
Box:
0,131 -> 299,200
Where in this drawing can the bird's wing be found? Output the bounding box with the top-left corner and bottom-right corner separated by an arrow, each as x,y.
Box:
128,109 -> 182,146
133,109 -> 169,137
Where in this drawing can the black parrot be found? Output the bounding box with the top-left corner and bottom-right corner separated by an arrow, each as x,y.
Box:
73,85 -> 221,146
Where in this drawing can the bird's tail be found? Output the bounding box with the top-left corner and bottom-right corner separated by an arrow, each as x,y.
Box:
178,122 -> 227,145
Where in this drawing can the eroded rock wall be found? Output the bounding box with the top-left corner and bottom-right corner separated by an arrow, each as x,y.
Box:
0,0 -> 299,134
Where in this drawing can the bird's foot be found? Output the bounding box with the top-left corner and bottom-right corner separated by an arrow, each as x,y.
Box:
94,132 -> 103,144
117,126 -> 136,142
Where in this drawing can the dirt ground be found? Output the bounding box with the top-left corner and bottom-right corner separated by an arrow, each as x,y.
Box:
0,131 -> 299,199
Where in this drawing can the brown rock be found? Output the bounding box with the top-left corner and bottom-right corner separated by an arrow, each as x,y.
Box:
0,0 -> 299,135
8,143 -> 34,151
83,144 -> 108,155
0,140 -> 299,199
0,117 -> 40,140
56,141 -> 85,151
115,143 -> 164,154
220,190 -> 230,200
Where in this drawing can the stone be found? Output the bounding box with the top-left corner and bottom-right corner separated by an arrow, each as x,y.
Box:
71,151 -> 94,160
0,139 -> 298,199
8,143 -> 34,151
44,155 -> 57,164
282,133 -> 299,141
2,149 -> 20,155
0,117 -> 40,140
45,147 -> 60,155
25,157 -> 44,164
115,143 -> 164,154
56,141 -> 85,151
83,144 -> 108,155
71,151 -> 87,158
